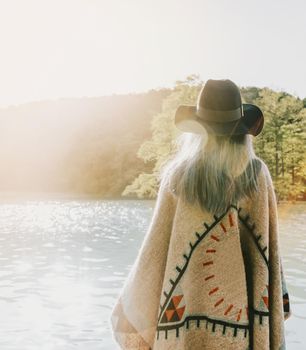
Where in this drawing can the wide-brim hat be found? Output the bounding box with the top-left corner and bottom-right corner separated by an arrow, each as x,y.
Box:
174,79 -> 264,136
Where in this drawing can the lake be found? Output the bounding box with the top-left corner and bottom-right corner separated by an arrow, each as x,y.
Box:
0,197 -> 304,349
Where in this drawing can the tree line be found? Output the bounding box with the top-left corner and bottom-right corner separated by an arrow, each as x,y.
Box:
123,75 -> 306,201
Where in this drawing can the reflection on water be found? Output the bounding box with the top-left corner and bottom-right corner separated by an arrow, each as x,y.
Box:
0,199 -> 304,349
0,198 -> 154,350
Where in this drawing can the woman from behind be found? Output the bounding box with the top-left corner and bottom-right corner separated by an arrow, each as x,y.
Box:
110,79 -> 291,350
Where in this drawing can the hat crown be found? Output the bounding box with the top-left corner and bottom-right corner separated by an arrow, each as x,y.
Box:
174,78 -> 264,137
197,79 -> 242,112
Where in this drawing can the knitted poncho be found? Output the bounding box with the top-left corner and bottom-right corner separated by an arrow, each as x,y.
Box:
110,159 -> 292,350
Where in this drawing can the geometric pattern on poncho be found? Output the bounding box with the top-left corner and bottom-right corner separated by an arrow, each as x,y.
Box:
160,285 -> 186,323
157,205 -> 271,340
257,284 -> 269,311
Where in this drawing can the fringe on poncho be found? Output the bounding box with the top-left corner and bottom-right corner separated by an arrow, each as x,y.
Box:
110,159 -> 292,350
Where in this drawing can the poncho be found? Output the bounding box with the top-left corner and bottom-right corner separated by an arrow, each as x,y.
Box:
110,159 -> 292,350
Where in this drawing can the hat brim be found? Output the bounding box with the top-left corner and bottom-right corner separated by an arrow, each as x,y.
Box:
174,103 -> 264,136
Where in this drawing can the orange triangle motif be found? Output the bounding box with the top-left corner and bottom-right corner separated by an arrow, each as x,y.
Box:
176,306 -> 186,320
172,295 -> 183,308
165,309 -> 175,322
262,296 -> 269,309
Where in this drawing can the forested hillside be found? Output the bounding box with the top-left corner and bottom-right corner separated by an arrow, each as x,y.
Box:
0,89 -> 170,197
124,75 -> 306,201
0,76 -> 304,200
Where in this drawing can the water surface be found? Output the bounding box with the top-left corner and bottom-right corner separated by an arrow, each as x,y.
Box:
0,198 -> 304,349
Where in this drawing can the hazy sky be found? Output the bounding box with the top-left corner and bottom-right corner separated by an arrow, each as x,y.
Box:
0,0 -> 305,107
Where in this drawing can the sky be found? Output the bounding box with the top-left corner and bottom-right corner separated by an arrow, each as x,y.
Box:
0,0 -> 305,107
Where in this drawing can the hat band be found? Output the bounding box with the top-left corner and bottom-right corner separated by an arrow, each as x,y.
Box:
196,106 -> 243,123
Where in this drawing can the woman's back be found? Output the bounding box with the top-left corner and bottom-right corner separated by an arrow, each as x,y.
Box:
110,79 -> 291,350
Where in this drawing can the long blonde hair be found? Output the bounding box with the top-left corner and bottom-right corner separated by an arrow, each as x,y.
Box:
159,131 -> 262,216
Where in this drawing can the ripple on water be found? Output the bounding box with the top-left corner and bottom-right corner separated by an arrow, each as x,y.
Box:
0,199 -> 303,349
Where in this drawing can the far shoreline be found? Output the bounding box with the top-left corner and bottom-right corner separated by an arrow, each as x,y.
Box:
0,191 -> 305,204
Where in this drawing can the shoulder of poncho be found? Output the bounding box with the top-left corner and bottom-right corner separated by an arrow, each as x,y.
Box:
256,157 -> 274,189
159,173 -> 175,193
157,175 -> 177,203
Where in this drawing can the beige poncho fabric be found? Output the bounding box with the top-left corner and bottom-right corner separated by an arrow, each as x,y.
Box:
110,159 -> 292,349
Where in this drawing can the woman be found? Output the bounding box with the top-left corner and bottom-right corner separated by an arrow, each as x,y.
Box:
110,79 -> 291,349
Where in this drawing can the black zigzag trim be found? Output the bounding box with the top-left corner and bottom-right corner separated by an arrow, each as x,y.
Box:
158,204 -> 270,326
232,204 -> 269,267
253,309 -> 269,325
157,205 -> 235,323
156,307 -> 269,340
157,313 -> 249,339
253,309 -> 269,317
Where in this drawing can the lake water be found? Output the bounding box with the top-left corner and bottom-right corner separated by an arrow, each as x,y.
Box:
0,197 -> 304,350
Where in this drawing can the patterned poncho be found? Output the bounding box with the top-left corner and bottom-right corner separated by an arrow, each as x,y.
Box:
110,159 -> 291,349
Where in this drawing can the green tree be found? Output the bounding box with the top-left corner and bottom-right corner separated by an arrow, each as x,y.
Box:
124,79 -> 306,200
252,89 -> 306,200
122,74 -> 203,198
